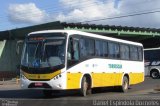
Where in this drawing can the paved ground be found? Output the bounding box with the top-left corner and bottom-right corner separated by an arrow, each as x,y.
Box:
0,77 -> 160,106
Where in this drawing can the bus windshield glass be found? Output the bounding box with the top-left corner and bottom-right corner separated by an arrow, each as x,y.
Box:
21,33 -> 66,68
144,49 -> 160,61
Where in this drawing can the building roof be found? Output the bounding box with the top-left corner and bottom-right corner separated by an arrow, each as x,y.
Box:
0,21 -> 160,48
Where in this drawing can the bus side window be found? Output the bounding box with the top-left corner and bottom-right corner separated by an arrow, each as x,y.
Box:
73,39 -> 79,60
103,41 -> 108,57
108,42 -> 120,59
67,38 -> 72,60
95,40 -> 108,57
80,38 -> 87,58
130,46 -> 138,61
120,44 -> 129,60
95,40 -> 103,57
80,38 -> 94,58
67,37 -> 80,67
138,47 -> 143,61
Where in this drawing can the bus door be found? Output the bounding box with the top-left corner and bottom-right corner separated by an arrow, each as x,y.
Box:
67,36 -> 80,67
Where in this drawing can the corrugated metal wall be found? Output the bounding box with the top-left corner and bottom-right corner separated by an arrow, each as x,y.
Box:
0,40 -> 23,79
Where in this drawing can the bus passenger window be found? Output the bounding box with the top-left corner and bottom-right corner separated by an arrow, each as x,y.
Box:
73,40 -> 79,60
108,42 -> 120,59
87,39 -> 94,56
138,47 -> 143,61
130,46 -> 138,61
103,42 -> 108,57
80,38 -> 94,58
95,40 -> 103,57
80,38 -> 87,57
120,44 -> 129,60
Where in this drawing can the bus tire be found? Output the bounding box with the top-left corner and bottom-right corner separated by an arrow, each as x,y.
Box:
43,90 -> 52,97
80,76 -> 91,96
120,76 -> 129,93
150,70 -> 160,79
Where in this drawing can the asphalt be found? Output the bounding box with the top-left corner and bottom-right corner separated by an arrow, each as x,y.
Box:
0,77 -> 159,106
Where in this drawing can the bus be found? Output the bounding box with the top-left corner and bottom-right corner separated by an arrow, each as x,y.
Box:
20,30 -> 144,97
144,48 -> 160,79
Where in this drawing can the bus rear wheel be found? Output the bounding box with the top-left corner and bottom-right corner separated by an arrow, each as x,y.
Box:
80,76 -> 92,96
43,90 -> 53,97
120,76 -> 129,92
150,70 -> 160,79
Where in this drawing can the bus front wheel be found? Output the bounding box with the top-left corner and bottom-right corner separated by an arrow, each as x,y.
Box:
80,76 -> 91,96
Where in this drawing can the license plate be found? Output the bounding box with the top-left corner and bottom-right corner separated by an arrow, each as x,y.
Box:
35,82 -> 43,86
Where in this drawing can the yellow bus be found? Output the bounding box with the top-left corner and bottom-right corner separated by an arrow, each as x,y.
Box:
20,30 -> 144,97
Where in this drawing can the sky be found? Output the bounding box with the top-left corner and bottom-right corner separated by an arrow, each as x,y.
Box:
1,0 -> 160,31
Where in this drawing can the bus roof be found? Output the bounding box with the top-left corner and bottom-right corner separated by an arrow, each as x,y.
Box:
29,30 -> 143,46
144,47 -> 160,51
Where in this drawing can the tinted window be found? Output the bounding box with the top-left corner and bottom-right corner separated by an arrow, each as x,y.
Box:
120,44 -> 129,60
95,40 -> 108,57
95,40 -> 103,56
73,39 -> 80,60
138,47 -> 143,61
102,41 -> 108,57
67,37 -> 80,67
80,38 -> 94,58
87,38 -> 95,56
80,38 -> 87,57
108,42 -> 120,59
144,49 -> 160,61
130,46 -> 138,60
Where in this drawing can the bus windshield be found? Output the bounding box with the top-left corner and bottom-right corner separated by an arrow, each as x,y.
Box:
21,33 -> 66,68
144,49 -> 160,61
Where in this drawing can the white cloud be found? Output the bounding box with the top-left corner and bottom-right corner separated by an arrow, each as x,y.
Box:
56,0 -> 160,28
56,0 -> 120,22
8,3 -> 48,24
99,0 -> 160,28
7,0 -> 160,28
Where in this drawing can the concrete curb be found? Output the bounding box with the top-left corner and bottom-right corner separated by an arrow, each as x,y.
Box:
0,78 -> 20,85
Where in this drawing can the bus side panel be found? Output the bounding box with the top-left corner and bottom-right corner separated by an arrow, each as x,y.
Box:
114,73 -> 123,86
66,59 -> 123,89
129,73 -> 144,85
91,73 -> 102,87
66,73 -> 82,89
66,59 -> 144,90
91,73 -> 122,87
90,59 -> 122,87
120,60 -> 144,85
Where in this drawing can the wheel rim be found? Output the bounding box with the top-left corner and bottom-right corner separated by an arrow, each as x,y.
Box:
124,80 -> 128,90
83,78 -> 88,95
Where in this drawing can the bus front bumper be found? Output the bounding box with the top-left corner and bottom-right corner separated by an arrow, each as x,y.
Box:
20,74 -> 65,90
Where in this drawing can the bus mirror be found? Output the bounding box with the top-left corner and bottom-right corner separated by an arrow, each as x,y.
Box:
16,40 -> 23,55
